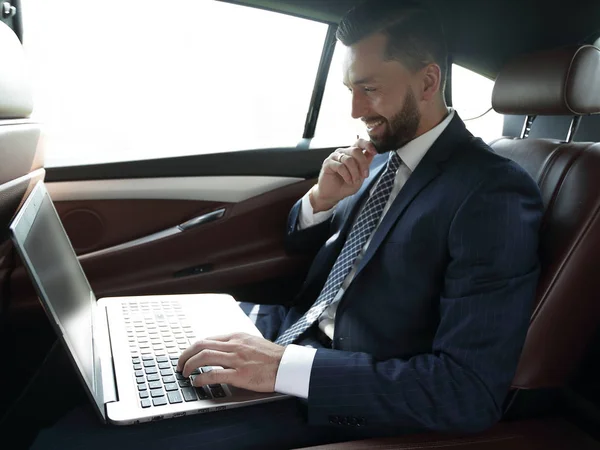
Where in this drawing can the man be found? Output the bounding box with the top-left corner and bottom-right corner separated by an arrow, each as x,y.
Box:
25,0 -> 543,448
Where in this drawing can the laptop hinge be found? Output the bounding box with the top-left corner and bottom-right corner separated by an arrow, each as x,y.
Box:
94,300 -> 118,404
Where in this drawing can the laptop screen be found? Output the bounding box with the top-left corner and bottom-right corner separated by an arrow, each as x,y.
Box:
10,181 -> 105,418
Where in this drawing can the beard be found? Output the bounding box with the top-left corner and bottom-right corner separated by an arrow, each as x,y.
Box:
367,88 -> 421,154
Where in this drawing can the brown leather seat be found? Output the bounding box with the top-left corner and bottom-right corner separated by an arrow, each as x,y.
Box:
491,45 -> 600,391
299,45 -> 600,449
0,21 -> 44,317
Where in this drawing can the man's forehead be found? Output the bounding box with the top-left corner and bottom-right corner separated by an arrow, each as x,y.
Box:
342,41 -> 384,86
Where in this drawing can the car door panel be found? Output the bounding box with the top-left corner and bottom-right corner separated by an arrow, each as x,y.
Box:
9,175 -> 317,313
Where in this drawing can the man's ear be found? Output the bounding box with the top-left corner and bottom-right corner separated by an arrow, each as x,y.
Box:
420,63 -> 442,102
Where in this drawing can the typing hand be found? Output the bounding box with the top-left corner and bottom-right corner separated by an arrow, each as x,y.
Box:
176,333 -> 285,393
310,138 -> 377,212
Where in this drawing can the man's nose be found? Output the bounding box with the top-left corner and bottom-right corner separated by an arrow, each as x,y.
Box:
351,91 -> 369,120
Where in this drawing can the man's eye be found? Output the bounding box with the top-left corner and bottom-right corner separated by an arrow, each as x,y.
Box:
363,87 -> 376,93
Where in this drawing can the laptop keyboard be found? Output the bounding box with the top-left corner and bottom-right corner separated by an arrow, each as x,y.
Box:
122,299 -> 229,409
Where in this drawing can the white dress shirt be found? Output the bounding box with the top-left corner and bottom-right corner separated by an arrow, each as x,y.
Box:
274,109 -> 455,399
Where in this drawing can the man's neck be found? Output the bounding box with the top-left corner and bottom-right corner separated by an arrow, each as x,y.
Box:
414,102 -> 450,139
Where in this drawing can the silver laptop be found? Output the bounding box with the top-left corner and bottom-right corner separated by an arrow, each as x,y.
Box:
9,181 -> 287,425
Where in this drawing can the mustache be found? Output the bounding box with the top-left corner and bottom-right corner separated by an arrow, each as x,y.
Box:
362,116 -> 387,124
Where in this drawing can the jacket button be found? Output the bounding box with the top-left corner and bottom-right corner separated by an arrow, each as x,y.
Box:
349,417 -> 358,426
328,415 -> 340,425
357,417 -> 366,427
340,416 -> 348,425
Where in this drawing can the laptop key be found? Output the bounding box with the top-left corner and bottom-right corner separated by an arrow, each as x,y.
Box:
210,385 -> 227,398
181,387 -> 197,402
133,363 -> 142,371
138,384 -> 147,391
158,362 -> 170,370
160,369 -> 172,377
145,367 -> 158,374
167,391 -> 183,404
147,374 -> 160,382
195,387 -> 210,400
136,376 -> 145,384
152,396 -> 167,407
163,375 -> 176,384
156,356 -> 169,363
141,399 -> 151,408
143,360 -> 156,367
165,383 -> 179,392
150,388 -> 164,398
178,379 -> 191,388
142,356 -> 154,361
139,390 -> 149,399
148,381 -> 162,390
175,372 -> 185,380
134,370 -> 144,377
171,360 -> 178,367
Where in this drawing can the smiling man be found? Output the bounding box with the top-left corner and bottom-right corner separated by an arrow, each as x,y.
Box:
28,0 -> 543,448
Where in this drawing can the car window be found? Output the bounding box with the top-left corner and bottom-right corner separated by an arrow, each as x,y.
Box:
312,41 -> 365,148
20,0 -> 328,167
451,64 -> 503,143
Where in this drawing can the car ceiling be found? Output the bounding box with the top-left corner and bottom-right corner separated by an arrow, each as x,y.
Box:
221,0 -> 600,79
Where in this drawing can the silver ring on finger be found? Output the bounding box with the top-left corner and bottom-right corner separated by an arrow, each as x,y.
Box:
339,153 -> 347,163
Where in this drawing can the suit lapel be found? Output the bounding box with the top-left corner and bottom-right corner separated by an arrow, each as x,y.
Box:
353,114 -> 471,277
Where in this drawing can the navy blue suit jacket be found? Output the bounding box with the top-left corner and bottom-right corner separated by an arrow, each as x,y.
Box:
279,114 -> 543,433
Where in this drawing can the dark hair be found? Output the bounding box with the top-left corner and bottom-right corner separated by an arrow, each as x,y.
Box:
336,0 -> 448,94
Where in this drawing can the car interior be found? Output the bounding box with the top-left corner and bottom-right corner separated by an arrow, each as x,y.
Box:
1,0 -> 600,448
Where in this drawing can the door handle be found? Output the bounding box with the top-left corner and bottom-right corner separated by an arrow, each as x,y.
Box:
178,208 -> 226,231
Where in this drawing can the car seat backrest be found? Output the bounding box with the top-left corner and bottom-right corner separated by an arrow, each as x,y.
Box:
490,45 -> 600,389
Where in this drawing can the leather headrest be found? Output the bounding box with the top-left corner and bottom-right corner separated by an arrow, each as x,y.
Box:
0,21 -> 33,119
492,45 -> 600,116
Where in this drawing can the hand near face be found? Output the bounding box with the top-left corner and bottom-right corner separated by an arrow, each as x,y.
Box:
176,333 -> 286,393
310,138 -> 377,212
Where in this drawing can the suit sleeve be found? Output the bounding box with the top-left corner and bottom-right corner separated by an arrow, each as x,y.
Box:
284,195 -> 335,256
305,164 -> 544,433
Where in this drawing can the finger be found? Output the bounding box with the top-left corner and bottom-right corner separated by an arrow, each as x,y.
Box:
203,332 -> 241,342
326,151 -> 342,165
329,160 -> 353,185
177,339 -> 235,371
191,368 -> 237,387
355,139 -> 378,157
347,147 -> 371,177
182,349 -> 238,377
341,154 -> 361,183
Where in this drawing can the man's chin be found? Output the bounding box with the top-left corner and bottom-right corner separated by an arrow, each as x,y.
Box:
369,137 -> 396,154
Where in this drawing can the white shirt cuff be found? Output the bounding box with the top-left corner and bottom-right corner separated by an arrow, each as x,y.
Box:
298,191 -> 336,230
274,344 -> 317,399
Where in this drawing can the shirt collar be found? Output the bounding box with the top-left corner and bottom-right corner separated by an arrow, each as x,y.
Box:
396,108 -> 455,172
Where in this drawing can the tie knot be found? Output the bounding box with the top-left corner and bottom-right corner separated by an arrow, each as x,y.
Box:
387,151 -> 402,173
